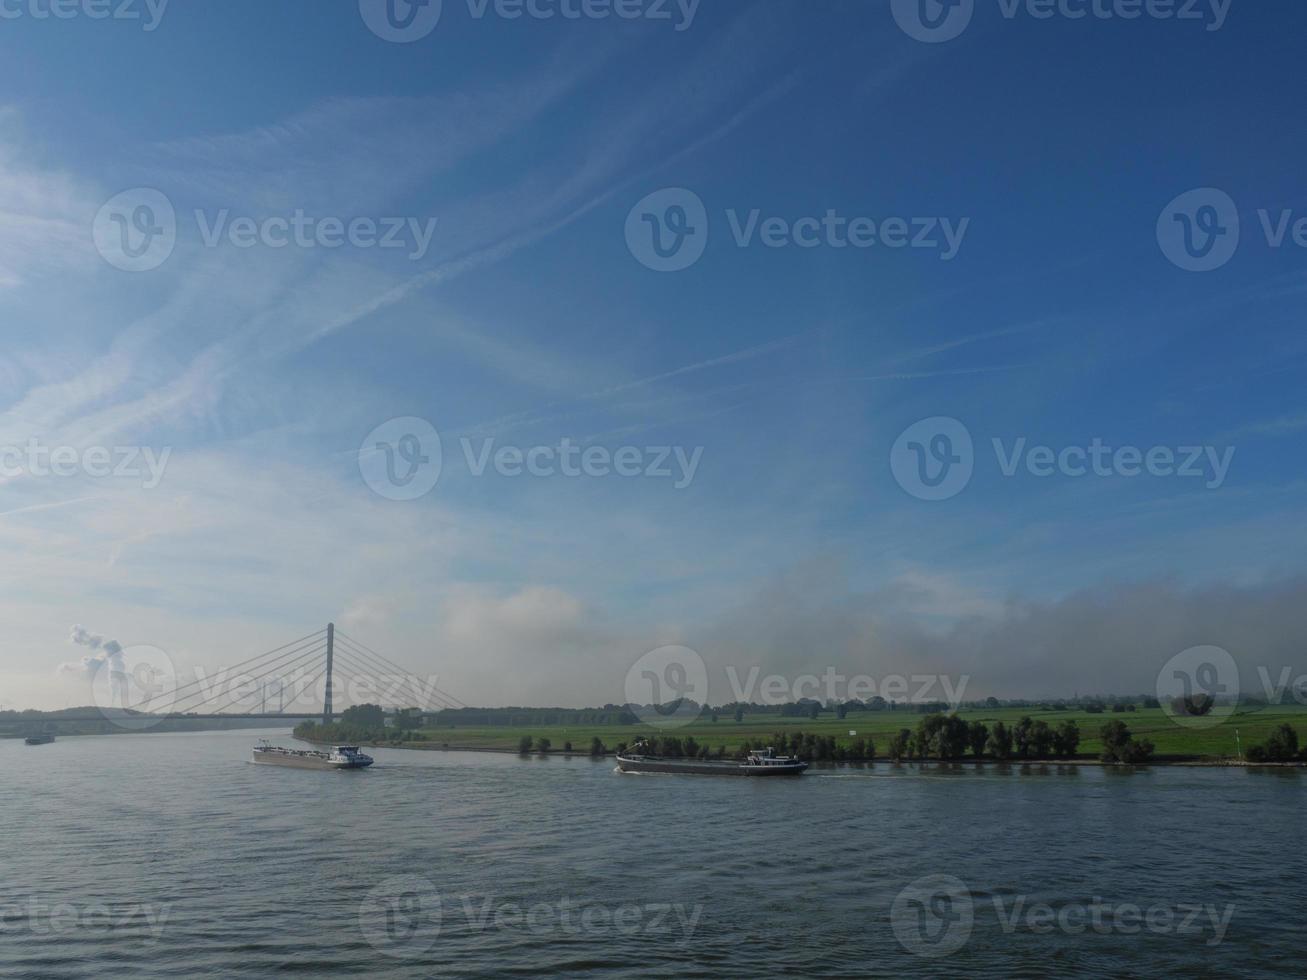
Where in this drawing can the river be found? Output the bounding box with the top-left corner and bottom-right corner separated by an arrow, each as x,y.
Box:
2,729 -> 1302,978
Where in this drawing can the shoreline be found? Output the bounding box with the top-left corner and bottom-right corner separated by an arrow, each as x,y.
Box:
294,737 -> 1307,769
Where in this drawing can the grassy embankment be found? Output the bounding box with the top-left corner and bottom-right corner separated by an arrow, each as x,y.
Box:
304,703 -> 1307,761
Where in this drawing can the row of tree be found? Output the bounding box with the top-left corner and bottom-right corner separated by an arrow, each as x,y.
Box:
883,715 -> 1082,761
882,714 -> 1155,764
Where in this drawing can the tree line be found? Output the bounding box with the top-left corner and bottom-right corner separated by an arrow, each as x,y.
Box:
1246,724 -> 1305,763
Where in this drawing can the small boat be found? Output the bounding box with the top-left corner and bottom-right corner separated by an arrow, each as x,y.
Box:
24,734 -> 55,745
251,740 -> 373,770
616,744 -> 808,777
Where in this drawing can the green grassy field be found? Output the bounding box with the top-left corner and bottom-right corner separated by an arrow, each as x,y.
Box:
390,704 -> 1307,761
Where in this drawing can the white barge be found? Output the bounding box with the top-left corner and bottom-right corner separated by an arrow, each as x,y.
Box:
251,740 -> 374,770
616,745 -> 808,777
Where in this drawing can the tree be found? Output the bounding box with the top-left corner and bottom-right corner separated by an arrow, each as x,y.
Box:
1099,720 -> 1154,764
1263,724 -> 1299,762
734,705 -> 744,723
589,736 -> 606,756
562,741 -> 573,753
941,715 -> 970,759
808,702 -> 820,720
392,707 -> 423,731
987,721 -> 1013,760
967,721 -> 989,758
341,703 -> 385,730
535,737 -> 551,753
1029,720 -> 1054,759
1013,716 -> 1034,759
518,736 -> 533,754
1053,720 -> 1080,758
915,714 -> 944,758
887,729 -> 912,761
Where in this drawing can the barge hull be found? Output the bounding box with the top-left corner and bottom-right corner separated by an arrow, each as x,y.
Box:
615,758 -> 806,776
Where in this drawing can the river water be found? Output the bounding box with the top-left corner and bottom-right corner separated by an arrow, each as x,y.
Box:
2,729 -> 1302,978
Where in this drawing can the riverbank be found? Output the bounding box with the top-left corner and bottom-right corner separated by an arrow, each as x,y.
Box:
293,735 -> 1306,768
293,702 -> 1307,764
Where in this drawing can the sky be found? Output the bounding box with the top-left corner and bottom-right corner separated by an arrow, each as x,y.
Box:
2,0 -> 1306,712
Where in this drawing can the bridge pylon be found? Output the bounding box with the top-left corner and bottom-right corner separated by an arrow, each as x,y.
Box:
323,622 -> 334,725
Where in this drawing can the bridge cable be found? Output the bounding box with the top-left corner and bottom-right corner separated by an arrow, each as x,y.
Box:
332,637 -> 464,711
134,628 -> 328,712
159,637 -> 328,714
178,643 -> 329,716
335,630 -> 467,709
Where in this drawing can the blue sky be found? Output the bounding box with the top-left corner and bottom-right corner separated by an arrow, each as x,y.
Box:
3,0 -> 1307,709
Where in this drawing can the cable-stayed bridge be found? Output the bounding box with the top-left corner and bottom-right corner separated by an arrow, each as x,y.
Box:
42,624 -> 464,725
